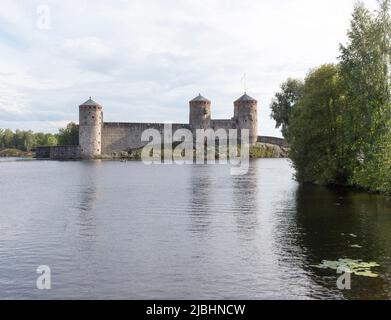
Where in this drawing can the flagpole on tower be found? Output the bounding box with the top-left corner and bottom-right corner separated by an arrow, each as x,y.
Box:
241,73 -> 247,93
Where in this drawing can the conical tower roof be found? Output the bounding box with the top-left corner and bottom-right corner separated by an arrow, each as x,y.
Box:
234,93 -> 257,103
80,97 -> 101,107
190,93 -> 210,103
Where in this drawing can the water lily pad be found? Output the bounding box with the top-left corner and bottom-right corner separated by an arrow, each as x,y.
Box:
311,259 -> 379,277
354,270 -> 378,278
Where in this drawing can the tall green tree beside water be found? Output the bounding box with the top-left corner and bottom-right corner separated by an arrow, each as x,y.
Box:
288,64 -> 348,185
270,78 -> 304,137
271,0 -> 391,193
339,0 -> 391,192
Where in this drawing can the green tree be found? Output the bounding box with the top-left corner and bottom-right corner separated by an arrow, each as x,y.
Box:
274,0 -> 391,194
57,122 -> 79,146
3,129 -> 14,148
339,0 -> 391,192
270,78 -> 304,138
288,64 -> 347,185
44,133 -> 58,146
0,129 -> 59,150
23,130 -> 36,151
34,132 -> 46,147
14,130 -> 25,150
0,129 -> 4,149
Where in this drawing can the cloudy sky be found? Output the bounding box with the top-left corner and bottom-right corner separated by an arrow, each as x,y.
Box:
0,0 -> 379,137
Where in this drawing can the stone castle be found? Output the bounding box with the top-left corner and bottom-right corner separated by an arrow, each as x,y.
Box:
36,93 -> 287,160
78,93 -> 258,159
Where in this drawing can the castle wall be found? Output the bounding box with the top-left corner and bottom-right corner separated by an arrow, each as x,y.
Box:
77,94 -> 260,157
35,146 -> 51,159
35,146 -> 81,160
257,136 -> 288,148
210,119 -> 235,131
101,122 -> 191,154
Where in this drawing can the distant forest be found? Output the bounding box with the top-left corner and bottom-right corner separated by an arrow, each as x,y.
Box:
0,122 -> 78,151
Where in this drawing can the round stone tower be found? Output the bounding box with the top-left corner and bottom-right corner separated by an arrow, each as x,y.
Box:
234,93 -> 258,144
189,94 -> 211,130
79,97 -> 103,158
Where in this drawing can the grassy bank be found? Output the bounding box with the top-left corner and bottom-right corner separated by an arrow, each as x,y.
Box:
99,143 -> 288,160
249,143 -> 288,159
0,148 -> 33,157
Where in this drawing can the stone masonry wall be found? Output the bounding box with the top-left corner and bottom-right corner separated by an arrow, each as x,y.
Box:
35,146 -> 81,160
257,136 -> 288,148
210,119 -> 235,130
101,122 -> 191,154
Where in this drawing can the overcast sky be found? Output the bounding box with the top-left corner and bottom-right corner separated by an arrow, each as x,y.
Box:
0,0 -> 379,137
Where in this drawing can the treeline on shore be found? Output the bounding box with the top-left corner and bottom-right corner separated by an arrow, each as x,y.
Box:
0,122 -> 78,152
271,1 -> 391,194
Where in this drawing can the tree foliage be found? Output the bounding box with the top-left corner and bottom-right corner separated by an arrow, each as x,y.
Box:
339,0 -> 391,192
271,0 -> 391,193
57,122 -> 79,146
0,122 -> 79,151
270,78 -> 304,137
0,129 -> 58,151
288,64 -> 348,185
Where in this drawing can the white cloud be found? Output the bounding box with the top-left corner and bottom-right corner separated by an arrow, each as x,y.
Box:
0,0 -> 380,135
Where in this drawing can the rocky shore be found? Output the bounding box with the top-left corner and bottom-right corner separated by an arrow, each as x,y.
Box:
99,143 -> 289,161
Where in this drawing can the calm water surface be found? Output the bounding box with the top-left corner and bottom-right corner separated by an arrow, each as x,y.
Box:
0,158 -> 391,299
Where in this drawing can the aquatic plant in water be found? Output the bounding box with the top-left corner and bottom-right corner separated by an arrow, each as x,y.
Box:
311,259 -> 380,278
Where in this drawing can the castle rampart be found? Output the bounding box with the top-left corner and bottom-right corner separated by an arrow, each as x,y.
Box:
35,145 -> 81,160
76,93 -> 260,158
35,93 -> 271,159
101,122 -> 190,154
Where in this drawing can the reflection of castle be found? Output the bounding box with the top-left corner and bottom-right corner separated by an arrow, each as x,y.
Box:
79,93 -> 258,159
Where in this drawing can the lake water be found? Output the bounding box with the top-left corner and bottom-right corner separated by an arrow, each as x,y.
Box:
0,158 -> 390,299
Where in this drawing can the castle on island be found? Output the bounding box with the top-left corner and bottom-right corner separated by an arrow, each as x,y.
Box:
36,93 -> 286,159
79,93 -> 258,158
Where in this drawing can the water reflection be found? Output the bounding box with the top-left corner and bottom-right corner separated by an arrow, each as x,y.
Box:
78,186 -> 98,213
231,163 -> 259,238
292,185 -> 391,299
187,165 -> 212,234
71,161 -> 103,258
2,158 -> 391,299
75,161 -> 102,214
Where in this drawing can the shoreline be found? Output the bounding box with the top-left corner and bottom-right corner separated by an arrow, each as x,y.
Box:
22,142 -> 288,161
0,149 -> 33,158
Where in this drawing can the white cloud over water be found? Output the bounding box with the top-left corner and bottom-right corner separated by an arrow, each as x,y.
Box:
0,0 -> 379,135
